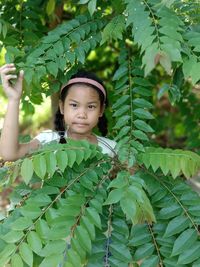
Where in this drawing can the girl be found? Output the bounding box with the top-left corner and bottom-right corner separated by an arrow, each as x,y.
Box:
0,64 -> 116,161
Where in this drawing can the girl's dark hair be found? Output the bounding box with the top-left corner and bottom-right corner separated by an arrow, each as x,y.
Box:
54,70 -> 108,143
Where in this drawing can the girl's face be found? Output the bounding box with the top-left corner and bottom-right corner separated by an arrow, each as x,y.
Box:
59,84 -> 104,136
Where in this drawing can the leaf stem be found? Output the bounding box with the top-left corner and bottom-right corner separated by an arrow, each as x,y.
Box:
104,205 -> 113,267
147,222 -> 164,267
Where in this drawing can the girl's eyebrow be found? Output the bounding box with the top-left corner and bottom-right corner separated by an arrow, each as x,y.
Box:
88,101 -> 98,104
68,99 -> 98,104
68,99 -> 79,103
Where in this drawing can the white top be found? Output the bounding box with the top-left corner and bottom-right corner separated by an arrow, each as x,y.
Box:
34,130 -> 117,157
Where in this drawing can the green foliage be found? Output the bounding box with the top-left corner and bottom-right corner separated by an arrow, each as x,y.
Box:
1,140 -> 200,266
129,171 -> 200,266
101,15 -> 126,44
139,147 -> 200,178
125,0 -> 183,76
0,0 -> 200,266
112,44 -> 154,167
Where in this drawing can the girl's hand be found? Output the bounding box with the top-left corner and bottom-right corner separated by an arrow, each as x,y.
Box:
0,63 -> 24,101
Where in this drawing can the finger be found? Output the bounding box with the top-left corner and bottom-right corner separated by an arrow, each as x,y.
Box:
0,64 -> 15,72
0,66 -> 16,75
19,70 -> 24,79
3,74 -> 18,81
15,71 -> 24,88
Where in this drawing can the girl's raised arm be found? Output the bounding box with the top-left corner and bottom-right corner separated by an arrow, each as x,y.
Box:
0,64 -> 40,161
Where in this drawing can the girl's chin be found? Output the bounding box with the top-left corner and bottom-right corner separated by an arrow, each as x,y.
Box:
68,128 -> 91,135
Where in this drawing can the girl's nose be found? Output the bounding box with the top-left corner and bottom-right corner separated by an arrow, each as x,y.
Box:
77,109 -> 87,119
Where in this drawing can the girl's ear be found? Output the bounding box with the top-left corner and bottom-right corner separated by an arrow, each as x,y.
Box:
59,100 -> 64,115
99,103 -> 105,117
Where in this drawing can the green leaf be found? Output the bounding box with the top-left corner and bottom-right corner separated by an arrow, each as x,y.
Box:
39,254 -> 63,267
27,231 -> 42,254
142,43 -> 158,76
2,22 -> 7,38
158,204 -> 182,220
69,32 -> 81,44
66,51 -> 75,64
104,188 -> 124,205
54,40 -> 64,55
140,255 -> 159,267
35,219 -> 50,240
29,193 -> 52,207
89,198 -> 103,214
75,149 -> 85,165
45,208 -> 58,224
133,108 -> 154,120
113,95 -> 129,109
120,197 -> 136,221
45,152 -> 57,177
107,171 -> 129,189
134,120 -> 154,133
67,149 -> 77,167
78,0 -> 89,4
76,225 -> 91,252
20,204 -> 41,219
64,263 -> 74,267
133,87 -> 152,97
11,254 -> 24,267
71,238 -> 86,261
133,243 -> 155,261
129,231 -> 151,246
159,51 -> 172,74
133,130 -> 149,141
11,217 -> 33,231
164,216 -> 190,237
0,244 -> 16,260
113,115 -> 131,129
46,0 -> 55,15
182,56 -> 196,80
177,242 -> 200,265
46,61 -> 58,78
40,240 -> 66,257
190,62 -> 200,85
19,242 -> 33,267
130,140 -> 145,152
88,0 -> 97,16
115,126 -> 131,141
171,229 -> 197,256
101,15 -> 125,44
2,230 -> 24,243
33,155 -> 47,179
109,243 -> 132,262
133,98 -> 153,109
67,249 -> 82,266
113,105 -> 130,117
113,65 -> 128,81
56,150 -> 68,172
20,158 -> 33,184
86,207 -> 101,229
81,216 -> 96,240
75,46 -> 85,64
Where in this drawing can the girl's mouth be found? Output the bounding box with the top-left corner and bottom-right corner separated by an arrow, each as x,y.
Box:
73,122 -> 89,127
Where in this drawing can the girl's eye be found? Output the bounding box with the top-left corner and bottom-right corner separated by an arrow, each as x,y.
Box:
70,103 -> 77,108
88,105 -> 96,109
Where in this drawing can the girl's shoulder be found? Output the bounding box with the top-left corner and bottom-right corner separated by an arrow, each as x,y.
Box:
97,136 -> 116,148
34,129 -> 60,144
96,136 -> 117,157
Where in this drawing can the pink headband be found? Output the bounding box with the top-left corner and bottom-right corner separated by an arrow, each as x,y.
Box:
61,78 -> 106,99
